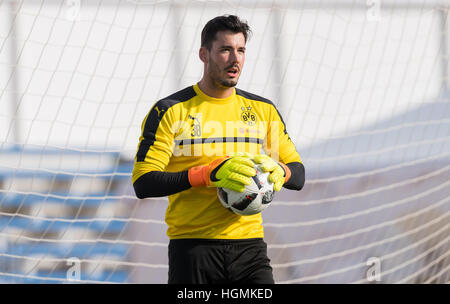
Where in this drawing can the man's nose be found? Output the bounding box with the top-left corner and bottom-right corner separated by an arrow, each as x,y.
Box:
229,49 -> 240,63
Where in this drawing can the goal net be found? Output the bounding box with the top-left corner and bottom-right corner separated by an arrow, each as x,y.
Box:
0,0 -> 449,283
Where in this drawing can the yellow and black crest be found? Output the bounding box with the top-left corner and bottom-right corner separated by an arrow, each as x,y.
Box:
240,106 -> 257,126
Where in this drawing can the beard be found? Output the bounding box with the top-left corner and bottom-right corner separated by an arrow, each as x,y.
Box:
220,78 -> 238,88
208,56 -> 240,88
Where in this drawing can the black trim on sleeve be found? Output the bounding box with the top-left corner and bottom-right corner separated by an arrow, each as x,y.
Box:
133,170 -> 191,198
283,162 -> 305,191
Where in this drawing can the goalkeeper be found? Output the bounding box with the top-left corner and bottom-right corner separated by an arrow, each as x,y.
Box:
132,15 -> 305,284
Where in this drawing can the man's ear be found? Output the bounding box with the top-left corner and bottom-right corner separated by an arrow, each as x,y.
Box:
199,46 -> 208,63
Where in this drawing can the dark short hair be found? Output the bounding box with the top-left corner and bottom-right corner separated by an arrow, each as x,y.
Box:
201,15 -> 251,49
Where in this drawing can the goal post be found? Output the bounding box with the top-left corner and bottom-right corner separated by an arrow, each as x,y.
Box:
0,0 -> 449,283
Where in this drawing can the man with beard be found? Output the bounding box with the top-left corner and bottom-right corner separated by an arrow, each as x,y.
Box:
132,15 -> 305,284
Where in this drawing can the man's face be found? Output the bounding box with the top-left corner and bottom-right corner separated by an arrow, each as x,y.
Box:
202,31 -> 246,88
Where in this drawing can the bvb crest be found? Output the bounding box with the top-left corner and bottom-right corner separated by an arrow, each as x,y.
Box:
240,106 -> 257,126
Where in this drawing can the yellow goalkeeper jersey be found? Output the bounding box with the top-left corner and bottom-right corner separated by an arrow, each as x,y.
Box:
132,83 -> 301,240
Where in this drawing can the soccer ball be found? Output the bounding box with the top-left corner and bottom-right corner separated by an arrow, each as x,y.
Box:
217,165 -> 274,216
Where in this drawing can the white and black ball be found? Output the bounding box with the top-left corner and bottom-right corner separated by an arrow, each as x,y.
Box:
217,165 -> 274,216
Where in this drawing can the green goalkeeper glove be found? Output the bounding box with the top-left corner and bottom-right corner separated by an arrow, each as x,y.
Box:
188,155 -> 256,192
253,154 -> 291,192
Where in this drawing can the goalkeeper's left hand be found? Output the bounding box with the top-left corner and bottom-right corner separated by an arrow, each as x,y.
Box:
253,154 -> 291,192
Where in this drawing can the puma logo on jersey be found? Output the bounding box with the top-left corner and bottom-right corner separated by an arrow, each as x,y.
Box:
154,106 -> 165,118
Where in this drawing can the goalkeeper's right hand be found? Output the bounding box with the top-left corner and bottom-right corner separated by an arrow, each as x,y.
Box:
188,155 -> 256,192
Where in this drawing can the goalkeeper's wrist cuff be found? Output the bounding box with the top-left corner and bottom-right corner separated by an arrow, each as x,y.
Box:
187,157 -> 228,187
188,165 -> 208,187
279,162 -> 292,183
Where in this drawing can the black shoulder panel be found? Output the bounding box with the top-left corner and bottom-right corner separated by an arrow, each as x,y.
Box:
136,86 -> 196,162
158,85 -> 197,108
235,88 -> 274,105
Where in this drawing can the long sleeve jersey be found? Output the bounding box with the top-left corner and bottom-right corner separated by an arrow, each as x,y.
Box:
132,83 -> 303,240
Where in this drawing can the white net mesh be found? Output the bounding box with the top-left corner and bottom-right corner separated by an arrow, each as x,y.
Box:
0,0 -> 449,283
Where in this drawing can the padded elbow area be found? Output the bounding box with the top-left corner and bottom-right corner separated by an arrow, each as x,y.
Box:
133,175 -> 150,199
284,162 -> 305,191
